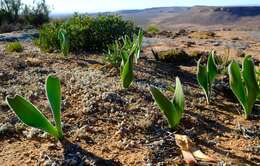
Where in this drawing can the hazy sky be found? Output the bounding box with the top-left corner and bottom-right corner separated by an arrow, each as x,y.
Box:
22,0 -> 260,14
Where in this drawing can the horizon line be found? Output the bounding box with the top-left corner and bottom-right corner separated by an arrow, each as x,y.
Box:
49,4 -> 260,15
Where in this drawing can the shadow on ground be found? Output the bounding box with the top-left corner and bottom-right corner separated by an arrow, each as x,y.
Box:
61,138 -> 121,166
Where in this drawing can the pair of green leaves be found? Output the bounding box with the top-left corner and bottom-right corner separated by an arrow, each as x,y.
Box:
120,30 -> 143,89
150,77 -> 185,128
58,29 -> 70,57
120,45 -> 136,89
6,75 -> 64,140
197,52 -> 218,104
228,56 -> 260,119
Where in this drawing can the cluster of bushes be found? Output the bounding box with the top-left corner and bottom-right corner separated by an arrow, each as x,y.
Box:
0,0 -> 49,33
38,14 -> 140,53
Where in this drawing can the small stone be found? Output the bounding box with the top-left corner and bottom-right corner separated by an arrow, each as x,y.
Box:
101,92 -> 125,104
43,159 -> 53,166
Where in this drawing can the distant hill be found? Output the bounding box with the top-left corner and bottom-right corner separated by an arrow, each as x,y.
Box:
51,6 -> 260,30
116,6 -> 260,30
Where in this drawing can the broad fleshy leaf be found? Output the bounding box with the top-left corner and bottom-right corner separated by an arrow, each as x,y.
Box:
121,51 -> 135,89
207,52 -> 218,93
150,87 -> 179,128
46,75 -> 63,139
58,29 -> 69,57
242,56 -> 259,115
6,95 -> 59,139
150,78 -> 185,128
134,30 -> 143,62
172,77 -> 185,118
228,61 -> 248,113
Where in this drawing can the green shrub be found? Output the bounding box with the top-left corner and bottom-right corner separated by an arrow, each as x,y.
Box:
0,0 -> 49,32
39,22 -> 61,52
5,41 -> 23,52
151,48 -> 190,63
38,14 -> 139,53
147,24 -> 159,34
22,1 -> 50,27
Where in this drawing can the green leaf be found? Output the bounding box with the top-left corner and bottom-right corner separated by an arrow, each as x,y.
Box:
134,30 -> 143,62
197,58 -> 209,103
46,75 -> 63,139
150,87 -> 179,128
58,29 -> 69,57
228,61 -> 248,115
121,51 -> 134,89
242,56 -> 259,115
150,78 -> 184,128
172,77 -> 185,118
207,52 -> 218,94
6,95 -> 59,139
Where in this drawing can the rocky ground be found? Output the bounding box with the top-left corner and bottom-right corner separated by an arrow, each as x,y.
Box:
0,29 -> 260,166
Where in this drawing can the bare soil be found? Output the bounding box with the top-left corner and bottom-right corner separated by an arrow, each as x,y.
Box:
0,30 -> 260,166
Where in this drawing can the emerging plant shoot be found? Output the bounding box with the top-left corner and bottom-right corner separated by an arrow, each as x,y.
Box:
150,77 -> 185,128
120,29 -> 143,89
58,29 -> 69,57
197,51 -> 218,104
6,75 -> 64,140
228,56 -> 260,119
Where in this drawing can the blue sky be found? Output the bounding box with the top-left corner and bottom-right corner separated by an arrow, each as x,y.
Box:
22,0 -> 260,14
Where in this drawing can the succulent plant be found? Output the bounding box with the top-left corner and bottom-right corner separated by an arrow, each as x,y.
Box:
58,29 -> 70,57
197,51 -> 218,104
6,75 -> 64,140
150,77 -> 185,128
228,56 -> 260,119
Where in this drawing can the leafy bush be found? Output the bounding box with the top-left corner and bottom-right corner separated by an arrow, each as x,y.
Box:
6,75 -> 64,140
22,0 -> 50,27
0,0 -> 49,33
150,77 -> 185,128
0,8 -> 12,24
39,22 -> 61,52
5,41 -> 23,52
228,56 -> 260,119
38,14 -> 139,53
146,24 -> 159,34
151,48 -> 190,63
197,51 -> 218,104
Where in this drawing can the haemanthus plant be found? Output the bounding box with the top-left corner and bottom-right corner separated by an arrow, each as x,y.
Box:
120,47 -> 135,89
150,77 -> 185,128
197,51 -> 218,104
6,75 -> 64,140
120,30 -> 143,89
58,29 -> 69,57
228,56 -> 260,119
